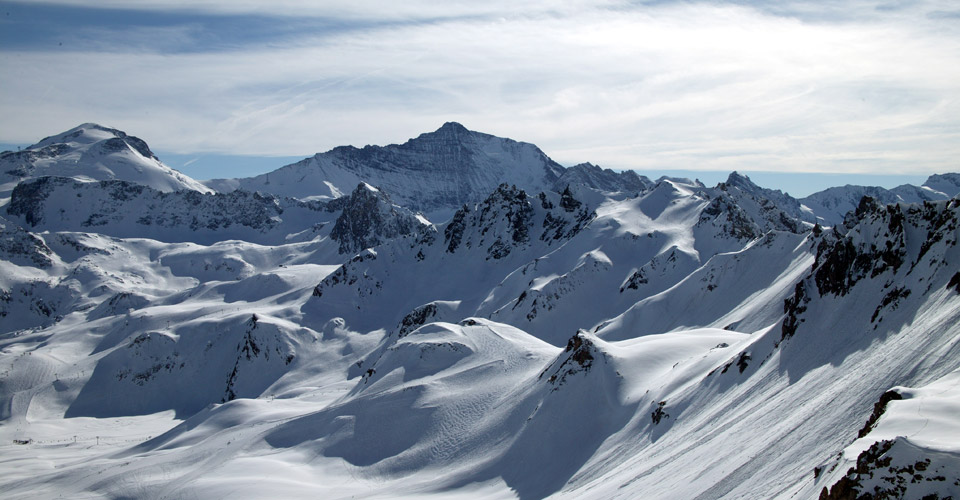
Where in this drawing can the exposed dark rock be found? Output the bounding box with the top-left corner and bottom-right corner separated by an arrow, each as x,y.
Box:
444,205 -> 470,253
870,287 -> 911,323
475,184 -> 535,260
699,195 -> 762,241
329,183 -> 427,254
819,439 -> 953,500
7,176 -> 60,226
8,176 -> 305,237
396,303 -> 439,338
311,249 -> 379,298
255,121 -> 565,213
813,206 -> 907,297
782,281 -> 809,340
0,217 -> 54,268
559,186 -> 582,212
551,162 -> 653,194
948,272 -> 960,294
541,191 -> 594,243
540,331 -> 599,389
567,334 -> 594,366
620,269 -> 648,293
857,390 -> 903,439
651,401 -> 669,425
736,351 -> 752,374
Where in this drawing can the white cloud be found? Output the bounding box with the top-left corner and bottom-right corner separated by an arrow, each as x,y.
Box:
1,1 -> 959,175
3,0 -> 626,21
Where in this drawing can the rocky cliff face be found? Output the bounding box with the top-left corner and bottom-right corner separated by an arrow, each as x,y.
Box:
207,122 -> 566,218
4,121 -> 960,500
329,183 -> 430,255
0,215 -> 54,268
552,162 -> 653,194
5,176 -> 339,245
782,196 -> 959,341
306,183 -> 596,336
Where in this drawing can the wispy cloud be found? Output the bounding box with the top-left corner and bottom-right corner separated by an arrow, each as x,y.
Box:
1,0 -> 959,175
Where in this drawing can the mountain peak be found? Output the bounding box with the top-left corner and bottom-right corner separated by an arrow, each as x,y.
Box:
922,173 -> 960,198
414,121 -> 476,143
224,122 -> 565,216
724,171 -> 759,191
1,123 -> 212,196
329,183 -> 429,254
31,122 -> 125,150
437,121 -> 469,134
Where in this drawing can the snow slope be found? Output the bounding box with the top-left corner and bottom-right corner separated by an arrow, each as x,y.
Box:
307,176 -> 808,346
205,122 -> 566,219
0,123 -> 211,201
1,123 -> 959,500
4,176 -> 427,248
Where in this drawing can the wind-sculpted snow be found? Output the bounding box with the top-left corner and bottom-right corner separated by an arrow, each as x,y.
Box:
3,122 -> 960,500
818,369 -> 960,499
260,321 -> 654,499
67,314 -> 313,418
596,230 -> 816,340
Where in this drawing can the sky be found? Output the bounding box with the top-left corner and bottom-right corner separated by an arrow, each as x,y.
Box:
1,0 -> 959,196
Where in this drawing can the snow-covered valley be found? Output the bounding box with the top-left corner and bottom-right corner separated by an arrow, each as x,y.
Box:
1,123 -> 959,499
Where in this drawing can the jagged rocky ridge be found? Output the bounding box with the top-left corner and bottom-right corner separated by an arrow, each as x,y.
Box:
329,183 -> 429,255
206,122 -> 626,219
5,176 -> 327,245
2,122 -> 960,500
5,175 -> 426,248
551,162 -> 653,194
306,175 -> 817,345
782,196 -> 959,340
799,173 -> 960,226
307,183 -> 597,338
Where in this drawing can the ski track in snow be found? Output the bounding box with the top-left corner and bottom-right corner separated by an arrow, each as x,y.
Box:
2,124 -> 960,499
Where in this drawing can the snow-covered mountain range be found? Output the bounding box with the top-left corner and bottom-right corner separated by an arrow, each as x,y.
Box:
204,122 -> 573,220
1,123 -> 959,500
798,173 -> 960,226
0,123 -> 211,200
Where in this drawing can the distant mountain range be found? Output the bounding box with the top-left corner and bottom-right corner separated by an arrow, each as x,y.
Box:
4,122 -> 958,225
0,123 -> 211,199
1,122 -> 959,500
798,174 -> 960,225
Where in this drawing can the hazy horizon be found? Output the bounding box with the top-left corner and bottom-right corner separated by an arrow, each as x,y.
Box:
2,0 -> 959,188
